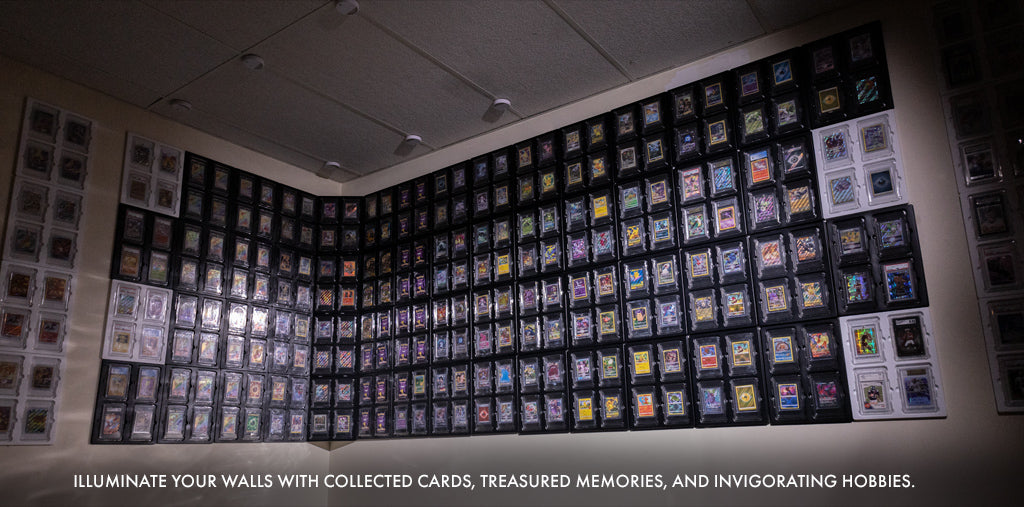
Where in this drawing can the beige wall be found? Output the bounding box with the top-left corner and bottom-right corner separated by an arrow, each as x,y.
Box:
0,0 -> 1021,506
0,55 -> 331,506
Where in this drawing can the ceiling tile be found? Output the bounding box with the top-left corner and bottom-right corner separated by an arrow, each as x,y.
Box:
254,7 -> 514,150
0,0 -> 236,97
555,0 -> 764,79
359,0 -> 628,116
0,28 -> 162,108
150,100 -> 334,178
167,61 -> 430,175
747,0 -> 856,32
144,0 -> 326,51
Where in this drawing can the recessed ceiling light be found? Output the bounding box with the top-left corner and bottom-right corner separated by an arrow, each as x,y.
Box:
169,99 -> 192,112
241,53 -> 265,71
335,0 -> 359,15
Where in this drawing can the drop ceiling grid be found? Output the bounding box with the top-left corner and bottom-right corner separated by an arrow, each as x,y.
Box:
358,0 -> 629,117
142,0 -> 328,51
554,0 -> 765,78
150,101 -> 355,183
0,30 -> 163,109
0,0 -> 237,99
169,62 -> 426,175
253,10 -> 514,150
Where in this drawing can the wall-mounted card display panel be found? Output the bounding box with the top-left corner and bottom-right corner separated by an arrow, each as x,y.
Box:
2,98 -> 93,445
839,308 -> 946,420
121,133 -> 185,217
813,111 -> 908,219
930,0 -> 1024,412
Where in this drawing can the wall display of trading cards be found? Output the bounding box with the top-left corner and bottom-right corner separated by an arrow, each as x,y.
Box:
929,1 -> 1024,412
2,98 -> 94,445
89,22 -> 950,443
95,152 -> 318,443
812,111 -> 908,218
121,133 -> 185,217
839,307 -> 945,419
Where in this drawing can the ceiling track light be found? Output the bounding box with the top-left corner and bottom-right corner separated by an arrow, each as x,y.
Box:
241,53 -> 265,71
335,0 -> 359,15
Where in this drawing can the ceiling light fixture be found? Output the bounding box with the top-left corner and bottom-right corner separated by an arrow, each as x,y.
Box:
318,161 -> 342,178
240,53 -> 265,71
482,97 -> 512,122
169,99 -> 193,112
491,98 -> 511,112
394,134 -> 422,156
335,0 -> 359,15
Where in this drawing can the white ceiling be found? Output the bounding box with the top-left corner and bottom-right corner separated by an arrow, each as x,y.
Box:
0,0 -> 853,182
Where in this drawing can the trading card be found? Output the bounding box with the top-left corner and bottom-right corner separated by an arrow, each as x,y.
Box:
730,339 -> 753,369
104,364 -> 130,400
752,192 -> 779,226
900,366 -> 937,411
876,218 -> 907,250
597,307 -> 618,340
853,323 -> 880,358
198,333 -> 218,365
764,284 -> 789,313
961,141 -> 999,184
724,289 -> 747,319
195,370 -> 216,403
683,205 -> 708,242
786,184 -> 813,217
857,370 -> 890,413
697,341 -> 719,372
892,315 -> 926,357
646,177 -> 671,210
719,244 -> 745,279
742,107 -> 766,140
106,321 -> 133,356
692,294 -> 715,324
818,86 -> 841,114
980,242 -> 1020,289
634,389 -> 657,420
839,226 -> 867,255
758,239 -> 784,269
860,122 -> 890,156
771,334 -> 795,364
663,386 -> 687,419
883,261 -> 916,302
806,329 -> 834,361
800,280 -> 825,309
868,166 -> 895,198
972,193 -> 1010,237
700,384 -> 725,415
734,383 -> 758,412
778,382 -> 801,411
601,390 -> 624,425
